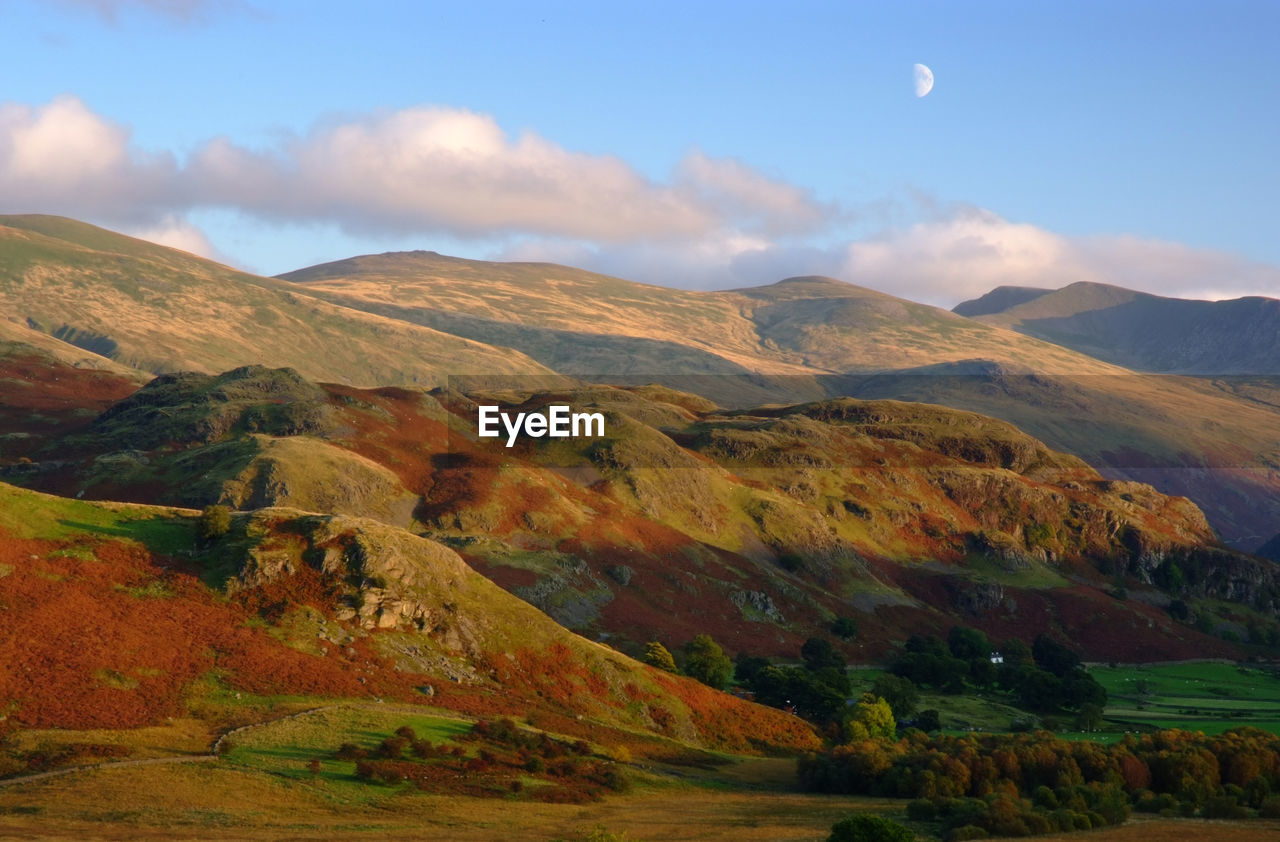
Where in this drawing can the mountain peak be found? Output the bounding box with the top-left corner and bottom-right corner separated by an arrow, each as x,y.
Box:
953,285 -> 1055,317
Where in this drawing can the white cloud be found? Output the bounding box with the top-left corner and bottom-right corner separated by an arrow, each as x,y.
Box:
535,207 -> 1280,306
123,214 -> 229,262
839,208 -> 1087,305
185,107 -> 833,242
833,210 -> 1280,306
0,94 -> 1276,306
499,231 -> 776,290
0,95 -> 834,259
0,96 -> 179,223
674,151 -> 836,237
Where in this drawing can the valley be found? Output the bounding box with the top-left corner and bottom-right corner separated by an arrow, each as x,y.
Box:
2,217 -> 1279,840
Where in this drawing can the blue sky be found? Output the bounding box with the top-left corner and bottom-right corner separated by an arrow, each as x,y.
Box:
2,0 -> 1278,304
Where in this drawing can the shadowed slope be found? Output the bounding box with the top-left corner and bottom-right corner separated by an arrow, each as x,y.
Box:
0,216 -> 554,387
969,281 -> 1280,374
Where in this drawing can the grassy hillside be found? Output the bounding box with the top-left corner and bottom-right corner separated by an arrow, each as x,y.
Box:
277,250 -> 1280,549
840,366 -> 1280,549
0,215 -> 554,386
5,218 -> 1277,548
281,253 -> 1122,378
969,281 -> 1280,375
5,355 -> 1272,666
0,480 -> 816,756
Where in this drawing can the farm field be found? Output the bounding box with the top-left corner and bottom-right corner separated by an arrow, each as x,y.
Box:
1094,662 -> 1280,736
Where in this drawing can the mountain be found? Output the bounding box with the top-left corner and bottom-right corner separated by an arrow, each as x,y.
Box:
0,215 -> 554,386
953,285 -> 1054,317
960,281 -> 1280,375
279,251 -> 1280,549
5,215 -> 1280,546
279,254 -> 1123,381
0,479 -> 817,756
4,354 -> 1270,664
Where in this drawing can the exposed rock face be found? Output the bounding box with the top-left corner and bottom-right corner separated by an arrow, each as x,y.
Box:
1125,545 -> 1280,617
730,589 -> 784,623
514,556 -> 614,628
231,509 -> 485,653
953,581 -> 1009,616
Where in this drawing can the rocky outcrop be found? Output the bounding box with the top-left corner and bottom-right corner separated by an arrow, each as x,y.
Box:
90,365 -> 335,450
230,509 -> 486,653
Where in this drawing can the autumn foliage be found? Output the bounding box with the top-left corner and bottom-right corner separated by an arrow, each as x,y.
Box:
0,529 -> 413,729
338,719 -> 627,803
800,727 -> 1280,836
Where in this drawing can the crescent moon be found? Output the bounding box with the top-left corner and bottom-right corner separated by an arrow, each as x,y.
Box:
913,63 -> 934,98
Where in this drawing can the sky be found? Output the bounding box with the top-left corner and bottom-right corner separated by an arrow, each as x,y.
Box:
2,0 -> 1278,306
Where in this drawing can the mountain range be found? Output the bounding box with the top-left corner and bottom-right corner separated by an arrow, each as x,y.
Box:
5,214 -> 1280,837
1,214 -> 1277,660
956,281 -> 1280,375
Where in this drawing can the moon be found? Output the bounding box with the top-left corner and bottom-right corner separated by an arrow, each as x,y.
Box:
913,63 -> 934,98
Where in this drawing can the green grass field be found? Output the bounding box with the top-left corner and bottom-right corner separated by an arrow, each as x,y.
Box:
1093,662 -> 1280,736
844,661 -> 1280,742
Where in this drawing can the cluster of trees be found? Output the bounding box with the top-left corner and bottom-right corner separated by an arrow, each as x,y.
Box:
889,629 -> 1105,720
800,726 -> 1280,837
735,637 -> 852,725
642,635 -> 734,689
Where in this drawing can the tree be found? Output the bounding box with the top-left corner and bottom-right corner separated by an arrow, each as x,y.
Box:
1000,637 -> 1033,667
847,693 -> 895,740
642,641 -> 677,673
1032,634 -> 1081,679
1015,667 -> 1063,712
827,814 -> 914,842
872,673 -> 919,720
802,637 -> 846,673
916,709 -> 942,732
199,504 -> 232,540
734,652 -> 771,684
1075,702 -> 1104,731
832,616 -> 859,640
905,634 -> 948,657
683,634 -> 733,689
948,625 -> 992,661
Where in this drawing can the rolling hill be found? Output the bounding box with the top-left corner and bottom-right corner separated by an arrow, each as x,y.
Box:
4,214 -> 1279,547
960,281 -> 1280,375
279,250 -> 1280,550
3,353 -> 1271,665
0,215 -> 554,387
0,479 -> 817,756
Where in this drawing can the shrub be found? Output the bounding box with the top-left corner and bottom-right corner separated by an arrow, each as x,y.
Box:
832,616 -> 859,640
828,814 -> 915,842
336,742 -> 367,760
198,504 -> 232,540
376,736 -> 408,758
907,798 -> 936,821
641,641 -> 677,673
778,552 -> 805,572
916,709 -> 942,732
